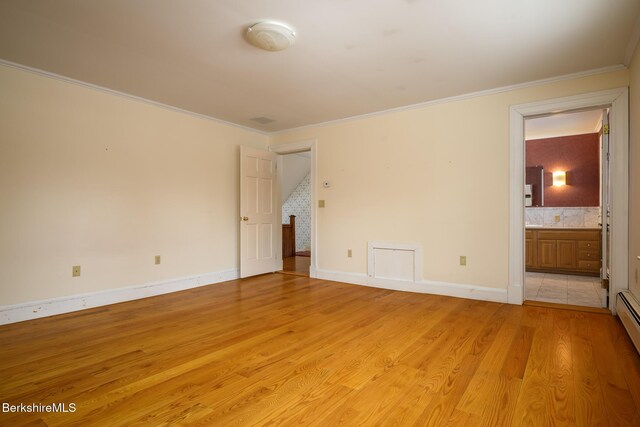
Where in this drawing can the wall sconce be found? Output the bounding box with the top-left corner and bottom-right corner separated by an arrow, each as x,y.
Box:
552,171 -> 566,187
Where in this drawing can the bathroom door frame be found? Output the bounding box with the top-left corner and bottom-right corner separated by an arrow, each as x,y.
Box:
508,88 -> 629,313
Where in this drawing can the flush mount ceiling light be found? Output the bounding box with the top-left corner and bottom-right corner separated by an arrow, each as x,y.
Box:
246,21 -> 296,51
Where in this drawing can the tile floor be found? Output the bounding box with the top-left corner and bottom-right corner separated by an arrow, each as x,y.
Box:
525,272 -> 604,308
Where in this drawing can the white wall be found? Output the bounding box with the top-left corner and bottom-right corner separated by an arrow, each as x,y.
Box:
270,69 -> 629,292
281,153 -> 310,201
0,64 -> 268,306
630,43 -> 640,298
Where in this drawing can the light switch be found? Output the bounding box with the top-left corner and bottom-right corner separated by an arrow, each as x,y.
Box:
319,200 -> 325,208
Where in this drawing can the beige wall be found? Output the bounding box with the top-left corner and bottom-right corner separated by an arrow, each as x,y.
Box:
0,65 -> 268,305
270,69 -> 629,290
0,61 -> 632,307
630,44 -> 640,298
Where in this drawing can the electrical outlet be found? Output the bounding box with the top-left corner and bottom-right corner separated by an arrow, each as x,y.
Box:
155,255 -> 161,265
318,200 -> 326,208
72,265 -> 81,277
554,214 -> 561,223
460,256 -> 467,266
347,249 -> 352,258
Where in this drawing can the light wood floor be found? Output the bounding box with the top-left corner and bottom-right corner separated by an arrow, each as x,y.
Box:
281,255 -> 310,276
1,274 -> 640,426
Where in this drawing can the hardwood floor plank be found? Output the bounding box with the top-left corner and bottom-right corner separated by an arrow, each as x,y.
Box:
569,312 -> 609,427
608,315 -> 640,409
589,314 -> 640,426
511,306 -> 555,426
500,325 -> 534,380
1,275 -> 639,426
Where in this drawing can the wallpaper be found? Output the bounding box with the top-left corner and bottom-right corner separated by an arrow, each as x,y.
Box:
282,173 -> 310,252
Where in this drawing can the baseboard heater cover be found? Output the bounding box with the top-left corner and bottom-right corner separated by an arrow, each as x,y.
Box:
617,291 -> 640,354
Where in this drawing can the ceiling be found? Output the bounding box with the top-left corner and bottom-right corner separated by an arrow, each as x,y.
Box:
525,109 -> 603,140
0,1 -> 639,133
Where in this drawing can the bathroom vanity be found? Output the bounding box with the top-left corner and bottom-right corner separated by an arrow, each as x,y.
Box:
525,227 -> 601,276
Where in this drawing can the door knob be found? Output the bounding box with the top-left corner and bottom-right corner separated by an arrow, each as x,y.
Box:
242,216 -> 249,221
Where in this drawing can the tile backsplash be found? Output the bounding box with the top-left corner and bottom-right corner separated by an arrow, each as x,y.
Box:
525,207 -> 600,228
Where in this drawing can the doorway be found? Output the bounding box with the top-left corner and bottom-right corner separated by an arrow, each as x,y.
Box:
268,139 -> 318,278
523,108 -> 607,309
508,88 -> 629,313
279,151 -> 312,276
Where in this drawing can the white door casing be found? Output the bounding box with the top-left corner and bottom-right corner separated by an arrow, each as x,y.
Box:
269,139 -> 318,278
240,146 -> 278,278
509,88 -> 629,312
601,110 -> 611,280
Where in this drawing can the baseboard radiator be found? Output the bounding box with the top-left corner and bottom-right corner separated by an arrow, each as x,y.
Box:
617,291 -> 640,354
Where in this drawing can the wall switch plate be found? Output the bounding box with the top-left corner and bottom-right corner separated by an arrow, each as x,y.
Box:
318,200 -> 326,208
554,214 -> 561,223
347,249 -> 352,258
72,265 -> 81,277
460,256 -> 467,266
155,255 -> 161,265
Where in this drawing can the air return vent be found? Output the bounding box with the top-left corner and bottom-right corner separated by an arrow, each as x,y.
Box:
250,117 -> 276,125
367,242 -> 423,283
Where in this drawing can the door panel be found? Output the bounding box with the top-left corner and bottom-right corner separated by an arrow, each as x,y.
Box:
557,240 -> 577,269
261,178 -> 273,213
538,240 -> 557,268
241,146 -> 278,278
525,238 -> 536,269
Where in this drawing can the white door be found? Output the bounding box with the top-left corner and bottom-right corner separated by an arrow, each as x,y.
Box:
240,146 -> 278,278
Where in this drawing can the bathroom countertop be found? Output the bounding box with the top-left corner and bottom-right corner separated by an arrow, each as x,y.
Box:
525,226 -> 601,231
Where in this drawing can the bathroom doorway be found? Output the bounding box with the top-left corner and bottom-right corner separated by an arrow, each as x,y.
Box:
522,108 -> 608,309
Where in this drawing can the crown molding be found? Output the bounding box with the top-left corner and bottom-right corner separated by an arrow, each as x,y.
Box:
1,59 -> 626,137
0,59 -> 270,136
271,64 -> 627,136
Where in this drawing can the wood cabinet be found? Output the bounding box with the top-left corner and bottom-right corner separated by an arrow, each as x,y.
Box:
537,239 -> 557,268
526,228 -> 600,276
525,232 -> 537,269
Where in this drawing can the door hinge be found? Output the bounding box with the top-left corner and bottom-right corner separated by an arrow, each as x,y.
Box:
603,124 -> 609,135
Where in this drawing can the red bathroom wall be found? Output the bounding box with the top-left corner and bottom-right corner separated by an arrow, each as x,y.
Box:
525,133 -> 600,207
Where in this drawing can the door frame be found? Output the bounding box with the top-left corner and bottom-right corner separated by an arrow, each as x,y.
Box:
269,139 -> 318,277
508,88 -> 629,312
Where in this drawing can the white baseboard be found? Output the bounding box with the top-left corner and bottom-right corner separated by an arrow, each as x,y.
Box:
316,268 -> 507,303
0,269 -> 239,325
315,268 -> 367,285
2,266 -> 509,325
